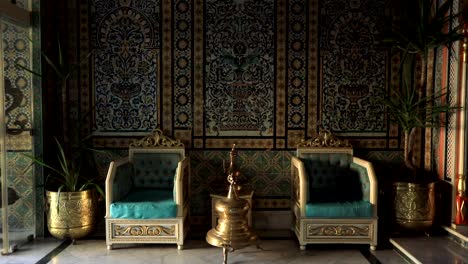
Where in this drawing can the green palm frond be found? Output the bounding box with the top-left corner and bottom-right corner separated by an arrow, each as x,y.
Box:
382,0 -> 463,170
22,138 -> 82,192
383,82 -> 459,134
384,0 -> 463,55
18,35 -> 105,195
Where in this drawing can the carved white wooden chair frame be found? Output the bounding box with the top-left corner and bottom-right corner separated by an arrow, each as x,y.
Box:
105,129 -> 190,250
291,130 -> 378,250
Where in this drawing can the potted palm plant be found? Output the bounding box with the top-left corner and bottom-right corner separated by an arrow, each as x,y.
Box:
19,37 -> 103,241
25,138 -> 104,241
382,0 -> 463,231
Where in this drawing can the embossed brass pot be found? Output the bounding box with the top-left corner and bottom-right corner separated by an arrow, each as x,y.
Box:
393,181 -> 435,231
46,189 -> 98,240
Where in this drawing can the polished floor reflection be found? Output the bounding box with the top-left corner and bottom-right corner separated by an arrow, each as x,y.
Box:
0,238 -> 62,264
0,237 -> 467,264
49,240 -> 384,264
391,236 -> 468,264
1,239 -> 403,264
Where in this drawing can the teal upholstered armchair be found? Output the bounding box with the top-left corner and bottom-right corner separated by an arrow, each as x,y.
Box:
105,129 -> 190,250
291,130 -> 378,250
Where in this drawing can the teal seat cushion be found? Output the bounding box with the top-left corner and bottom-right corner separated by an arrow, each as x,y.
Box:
305,200 -> 372,218
110,189 -> 176,219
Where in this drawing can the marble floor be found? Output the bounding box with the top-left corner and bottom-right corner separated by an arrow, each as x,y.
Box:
0,238 -> 63,264
1,238 -> 406,264
0,235 -> 467,264
390,236 -> 468,264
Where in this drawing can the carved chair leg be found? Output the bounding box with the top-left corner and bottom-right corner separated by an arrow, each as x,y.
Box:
300,245 -> 306,250
370,245 -> 377,251
177,244 -> 184,250
107,245 -> 113,250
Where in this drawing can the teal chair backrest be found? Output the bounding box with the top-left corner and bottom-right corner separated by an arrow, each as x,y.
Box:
300,153 -> 363,203
113,162 -> 135,201
132,153 -> 180,189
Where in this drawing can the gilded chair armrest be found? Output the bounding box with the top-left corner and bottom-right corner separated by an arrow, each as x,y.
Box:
105,157 -> 131,218
291,156 -> 307,217
175,157 -> 190,216
351,157 -> 378,217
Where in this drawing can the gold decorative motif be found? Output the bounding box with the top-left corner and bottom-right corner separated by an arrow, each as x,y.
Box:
297,129 -> 352,148
129,129 -> 184,148
46,190 -> 98,240
114,225 -> 175,237
307,225 -> 369,237
393,182 -> 435,231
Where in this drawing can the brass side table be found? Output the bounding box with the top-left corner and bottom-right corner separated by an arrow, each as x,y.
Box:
210,190 -> 254,228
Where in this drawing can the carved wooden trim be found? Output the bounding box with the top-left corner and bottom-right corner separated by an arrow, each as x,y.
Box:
297,129 -> 352,148
114,224 -> 175,237
307,224 -> 370,237
292,168 -> 299,202
129,129 -> 184,148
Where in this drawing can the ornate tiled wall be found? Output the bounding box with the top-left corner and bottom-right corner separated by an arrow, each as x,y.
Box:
5,153 -> 35,230
173,0 -> 193,130
0,0 -> 41,237
91,0 -> 160,134
189,150 -> 293,215
83,0 -> 401,218
320,0 -> 387,135
3,21 -> 33,132
88,0 -> 394,149
205,0 -> 275,137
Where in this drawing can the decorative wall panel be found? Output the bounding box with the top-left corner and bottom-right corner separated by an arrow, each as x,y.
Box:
204,0 -> 275,136
173,0 -> 193,129
189,150 -> 292,215
275,0 -> 287,139
79,0 -> 92,138
193,0 -> 204,138
307,0 -> 319,138
91,0 -> 160,133
88,0 -> 338,149
161,0 -> 172,133
3,22 -> 32,131
445,3 -> 459,181
1,20 -> 35,233
5,153 -> 34,230
287,0 -> 307,129
320,0 -> 387,135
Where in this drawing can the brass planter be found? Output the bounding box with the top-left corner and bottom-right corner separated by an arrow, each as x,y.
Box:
46,189 -> 97,240
392,181 -> 435,231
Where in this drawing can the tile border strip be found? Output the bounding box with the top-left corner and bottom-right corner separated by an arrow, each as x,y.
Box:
35,239 -> 72,264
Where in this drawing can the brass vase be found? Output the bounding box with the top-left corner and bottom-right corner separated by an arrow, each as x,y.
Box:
206,144 -> 258,264
392,181 -> 435,231
46,189 -> 98,240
